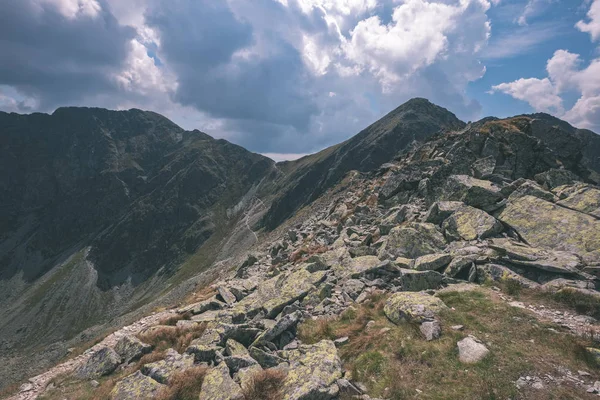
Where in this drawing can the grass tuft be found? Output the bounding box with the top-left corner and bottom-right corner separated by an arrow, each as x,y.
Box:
241,369 -> 287,400
156,366 -> 207,400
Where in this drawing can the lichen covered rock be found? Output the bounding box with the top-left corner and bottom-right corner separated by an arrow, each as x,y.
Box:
498,196 -> 600,258
384,292 -> 447,323
198,363 -> 244,400
110,370 -> 165,400
396,269 -> 444,291
443,175 -> 505,212
557,185 -> 600,218
114,335 -> 152,364
442,206 -> 503,241
457,336 -> 490,364
383,223 -> 446,259
75,347 -> 121,379
413,254 -> 452,271
279,340 -> 342,400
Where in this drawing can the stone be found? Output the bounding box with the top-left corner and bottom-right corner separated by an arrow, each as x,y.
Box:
534,169 -> 579,189
413,253 -> 452,271
249,346 -> 286,368
505,179 -> 557,202
442,206 -> 503,241
75,347 -> 121,379
395,269 -> 444,291
337,378 -> 363,396
384,292 -> 447,324
140,349 -> 194,384
217,286 -> 237,305
394,257 -> 414,269
199,363 -> 244,400
382,223 -> 447,259
114,335 -> 152,364
557,185 -> 600,218
425,201 -> 465,225
186,298 -> 226,315
334,337 -> 349,347
252,311 -> 301,346
342,279 -> 366,300
457,336 -> 490,364
232,269 -> 328,319
451,325 -> 464,331
234,364 -> 264,392
279,340 -> 343,400
443,175 -> 505,212
498,195 -> 600,259
110,371 -> 165,400
226,339 -> 249,357
420,320 -> 441,341
471,156 -> 496,178
477,264 -> 540,289
444,256 -> 478,279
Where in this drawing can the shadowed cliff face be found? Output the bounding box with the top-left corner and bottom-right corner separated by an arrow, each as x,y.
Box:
0,107 -> 273,287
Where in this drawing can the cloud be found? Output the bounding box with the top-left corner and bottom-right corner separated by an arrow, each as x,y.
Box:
0,0 -> 494,153
516,0 -> 553,26
491,49 -> 600,131
481,23 -> 560,59
576,0 -> 600,41
490,77 -> 563,113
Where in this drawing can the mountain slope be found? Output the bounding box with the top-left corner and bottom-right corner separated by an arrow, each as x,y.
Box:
261,98 -> 466,229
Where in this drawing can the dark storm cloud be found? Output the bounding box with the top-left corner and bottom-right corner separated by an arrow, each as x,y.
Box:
0,0 -> 134,109
146,0 -> 319,131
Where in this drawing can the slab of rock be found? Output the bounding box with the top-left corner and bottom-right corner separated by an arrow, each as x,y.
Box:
442,206 -> 503,241
444,256 -> 477,278
75,347 -> 121,379
425,201 -> 465,225
234,364 -> 264,392
413,254 -> 452,271
457,336 -> 490,364
498,195 -> 600,258
443,175 -> 505,212
140,349 -> 194,384
395,269 -> 444,291
218,286 -> 237,305
342,279 -> 366,300
420,320 -> 441,341
249,346 -> 286,368
252,311 -> 301,346
199,363 -> 244,400
384,292 -> 447,324
382,223 -> 447,259
279,340 -> 343,400
114,335 -> 152,364
232,269 -> 328,319
557,185 -> 600,218
110,370 -> 165,400
505,179 -> 557,202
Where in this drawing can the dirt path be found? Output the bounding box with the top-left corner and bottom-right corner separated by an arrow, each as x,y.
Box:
5,310 -> 175,400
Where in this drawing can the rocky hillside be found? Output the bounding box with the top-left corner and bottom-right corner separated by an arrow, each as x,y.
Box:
3,100 -> 600,399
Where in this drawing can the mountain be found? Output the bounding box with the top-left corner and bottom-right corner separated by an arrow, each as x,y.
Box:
2,99 -> 600,396
260,98 -> 466,229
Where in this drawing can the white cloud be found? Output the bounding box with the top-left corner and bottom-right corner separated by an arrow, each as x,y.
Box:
491,49 -> 600,131
516,0 -> 553,26
576,0 -> 600,41
35,0 -> 101,19
491,78 -> 563,113
481,23 -> 560,59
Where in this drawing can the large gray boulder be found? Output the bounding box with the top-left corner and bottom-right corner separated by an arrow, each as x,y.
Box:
114,335 -> 152,364
75,347 -> 121,379
198,363 -> 244,400
442,175 -> 505,212
442,206 -> 503,241
457,336 -> 490,364
384,292 -> 447,324
279,340 -> 343,400
110,370 -> 165,400
382,223 -> 446,259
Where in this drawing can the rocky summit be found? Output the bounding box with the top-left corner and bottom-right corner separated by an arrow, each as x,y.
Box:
2,99 -> 600,399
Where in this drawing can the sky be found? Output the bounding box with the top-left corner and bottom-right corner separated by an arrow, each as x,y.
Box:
0,0 -> 599,161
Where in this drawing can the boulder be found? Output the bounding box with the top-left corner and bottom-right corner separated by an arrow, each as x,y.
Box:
249,346 -> 286,368
498,195 -> 600,258
279,340 -> 343,400
413,254 -> 452,271
382,223 -> 446,259
442,206 -> 503,241
217,286 -> 237,305
557,185 -> 600,218
252,311 -> 301,346
477,264 -> 540,289
425,201 -> 465,225
471,156 -> 496,178
443,175 -> 505,212
114,335 -> 152,364
199,363 -> 244,400
342,279 -> 366,300
384,292 -> 447,324
234,364 -> 264,392
534,169 -> 579,189
444,256 -> 478,279
110,371 -> 165,400
395,269 -> 444,291
457,336 -> 490,364
232,269 -> 328,319
504,179 -> 557,202
75,347 -> 121,379
140,349 -> 194,384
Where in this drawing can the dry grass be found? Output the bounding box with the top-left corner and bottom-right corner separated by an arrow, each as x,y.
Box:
296,288 -> 600,400
241,369 -> 287,400
155,366 -> 207,400
137,322 -> 207,353
159,311 -> 192,327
